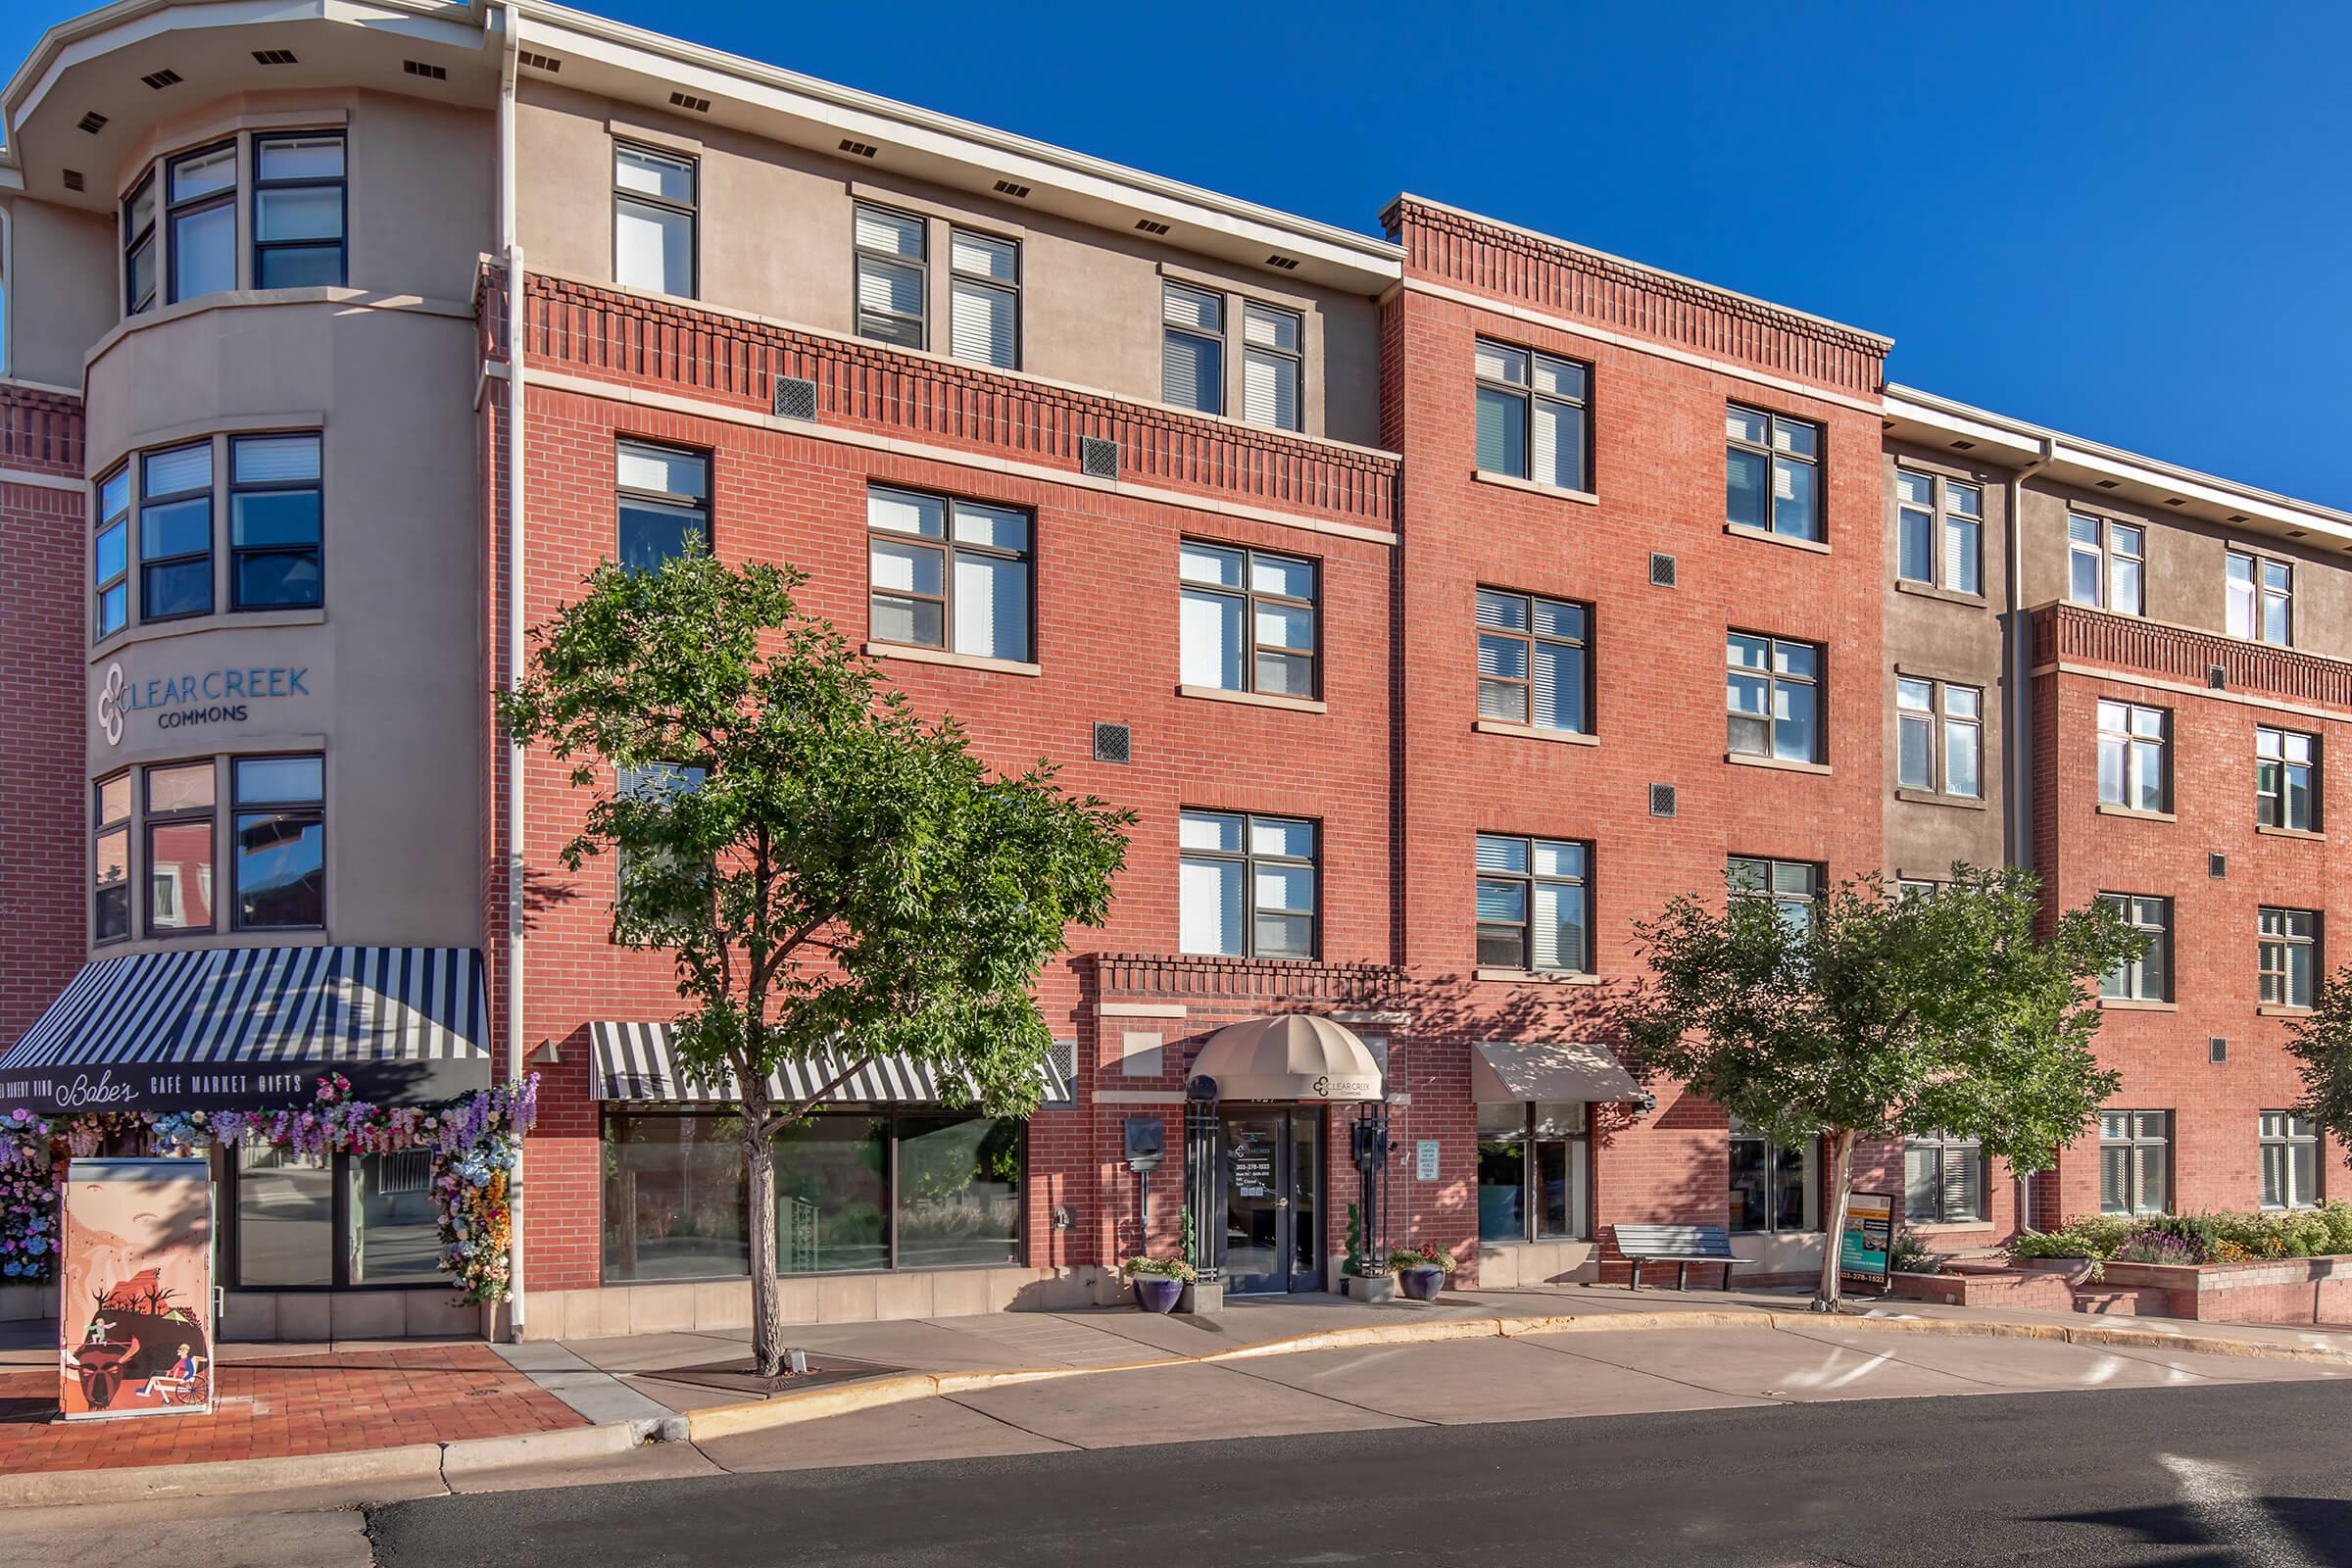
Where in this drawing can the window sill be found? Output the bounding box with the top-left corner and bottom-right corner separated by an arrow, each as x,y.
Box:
2094,803 -> 2177,823
2258,1004 -> 2315,1017
1176,684 -> 1327,714
1904,1220 -> 1994,1235
1473,719 -> 1597,747
1724,751 -> 1831,776
2098,999 -> 2178,1012
1724,522 -> 1830,556
2256,824 -> 2325,842
1894,579 -> 1988,608
1471,469 -> 1599,507
1894,788 -> 1987,810
864,641 -> 1040,677
1474,967 -> 1602,985
95,605 -> 327,659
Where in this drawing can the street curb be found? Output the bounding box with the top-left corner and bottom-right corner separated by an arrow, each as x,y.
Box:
680,1305 -> 2352,1444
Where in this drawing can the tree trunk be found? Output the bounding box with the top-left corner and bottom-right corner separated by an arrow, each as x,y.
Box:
745,1119 -> 782,1377
1814,1128 -> 1854,1312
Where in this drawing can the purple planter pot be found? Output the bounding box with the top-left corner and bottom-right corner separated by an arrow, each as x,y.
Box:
1132,1276 -> 1185,1313
1399,1265 -> 1446,1301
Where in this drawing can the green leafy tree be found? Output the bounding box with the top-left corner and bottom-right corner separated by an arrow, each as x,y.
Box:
497,546 -> 1132,1374
2286,966 -> 2352,1152
1616,864 -> 2138,1308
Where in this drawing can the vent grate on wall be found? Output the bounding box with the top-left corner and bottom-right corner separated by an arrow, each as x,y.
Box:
403,60 -> 448,79
668,91 -> 711,113
2208,664 -> 2228,690
1134,219 -> 1170,235
140,68 -> 182,89
1092,723 -> 1132,764
2210,1038 -> 2229,1064
1648,552 -> 1678,588
76,111 -> 107,134
518,50 -> 562,73
993,179 -> 1032,199
61,170 -> 84,192
1079,437 -> 1120,480
2209,852 -> 2228,879
839,138 -> 879,158
1265,254 -> 1301,270
772,375 -> 819,421
252,48 -> 298,66
1648,783 -> 1677,818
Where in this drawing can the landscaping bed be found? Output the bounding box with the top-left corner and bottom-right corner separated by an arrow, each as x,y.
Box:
1998,1206 -> 2352,1324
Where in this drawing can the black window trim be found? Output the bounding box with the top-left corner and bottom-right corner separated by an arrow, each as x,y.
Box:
163,138 -> 238,307
250,130 -> 348,291
1474,585 -> 1594,736
94,464 -> 130,640
1726,400 -> 1823,543
1892,463 -> 1984,596
2099,892 -> 2172,1003
864,481 -> 1037,663
227,429 -> 324,612
94,770 -> 131,946
853,199 -> 927,351
137,438 -> 215,625
142,759 -> 218,939
614,436 -> 711,570
612,138 -> 699,300
1178,808 -> 1319,961
1474,335 -> 1592,493
1477,1101 -> 1592,1245
1474,831 -> 1593,975
122,168 -> 158,315
1178,538 -> 1320,701
230,751 -> 326,933
2256,724 -> 2320,833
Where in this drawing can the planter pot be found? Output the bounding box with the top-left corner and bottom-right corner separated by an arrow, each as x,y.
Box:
1177,1280 -> 1224,1314
1399,1265 -> 1447,1302
1344,1272 -> 1396,1304
1131,1276 -> 1185,1313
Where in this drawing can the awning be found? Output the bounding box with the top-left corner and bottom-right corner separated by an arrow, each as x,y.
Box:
1472,1039 -> 1641,1103
590,1021 -> 1074,1107
1189,1014 -> 1384,1102
0,947 -> 490,1109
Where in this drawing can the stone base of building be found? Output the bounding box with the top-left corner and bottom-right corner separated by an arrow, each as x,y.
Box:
5,1287 -> 493,1343
1476,1240 -> 1599,1288
519,1265 -> 1116,1342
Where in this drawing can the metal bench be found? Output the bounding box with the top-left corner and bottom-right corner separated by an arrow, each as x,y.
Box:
1615,1223 -> 1740,1292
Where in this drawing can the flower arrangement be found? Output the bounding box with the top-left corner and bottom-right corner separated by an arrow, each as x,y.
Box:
0,1075 -> 540,1302
1389,1242 -> 1456,1275
1119,1254 -> 1198,1283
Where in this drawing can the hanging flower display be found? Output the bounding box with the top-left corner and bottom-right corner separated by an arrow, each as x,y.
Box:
0,1075 -> 539,1303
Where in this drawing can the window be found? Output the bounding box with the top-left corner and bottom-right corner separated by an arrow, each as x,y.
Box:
1179,809 -> 1315,959
2226,551 -> 2292,647
2099,894 -> 2171,1002
2067,514 -> 2143,614
228,433 -> 321,609
1727,857 -> 1820,936
1895,677 -> 1982,798
234,1146 -> 442,1287
1477,1102 -> 1589,1243
1179,542 -> 1316,698
166,141 -> 236,304
1894,467 -> 1982,595
1726,633 -> 1822,763
1475,339 -> 1590,493
2262,1112 -> 2321,1210
144,761 -> 216,935
2099,1110 -> 2169,1216
947,229 -> 1018,370
614,440 -> 709,573
1242,303 -> 1302,431
1904,1132 -> 1986,1223
613,142 -> 696,298
601,1109 -> 1023,1283
252,133 -> 345,288
1475,835 -> 1591,973
1162,281 -> 1223,415
866,485 -> 1032,662
1474,589 -> 1590,733
2096,700 -> 2168,812
94,466 -> 129,638
854,203 -> 925,348
1726,404 -> 1820,541
613,761 -> 708,895
2257,726 -> 2318,832
2260,907 -> 2319,1009
233,754 -> 324,929
139,442 -> 213,621
1729,1119 -> 1811,1233
122,171 -> 158,315
94,773 -> 130,943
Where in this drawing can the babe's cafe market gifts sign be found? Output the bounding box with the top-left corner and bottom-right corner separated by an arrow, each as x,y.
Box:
59,1158 -> 217,1420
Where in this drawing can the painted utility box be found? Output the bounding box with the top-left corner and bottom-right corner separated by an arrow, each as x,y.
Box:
58,1157 -> 217,1420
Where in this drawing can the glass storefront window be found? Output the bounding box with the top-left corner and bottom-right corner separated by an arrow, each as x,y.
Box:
896,1115 -> 1022,1269
602,1112 -> 751,1282
1728,1120 -> 1812,1233
773,1116 -> 889,1275
1479,1102 -> 1589,1243
1477,1102 -> 1527,1242
236,1146 -> 332,1286
354,1151 -> 442,1283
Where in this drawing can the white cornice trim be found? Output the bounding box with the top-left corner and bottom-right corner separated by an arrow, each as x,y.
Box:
2034,661 -> 2352,727
0,465 -> 80,492
1401,278 -> 1883,416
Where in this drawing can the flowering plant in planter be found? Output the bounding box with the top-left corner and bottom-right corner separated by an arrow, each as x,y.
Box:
1389,1243 -> 1456,1275
1120,1255 -> 1199,1283
0,1108 -> 59,1283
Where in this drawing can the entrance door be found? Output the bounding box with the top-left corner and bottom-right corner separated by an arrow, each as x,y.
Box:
1222,1108 -> 1322,1294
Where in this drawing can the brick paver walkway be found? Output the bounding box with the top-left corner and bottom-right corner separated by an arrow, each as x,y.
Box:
0,1345 -> 587,1474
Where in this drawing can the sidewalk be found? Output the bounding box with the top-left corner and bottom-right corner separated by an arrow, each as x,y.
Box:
9,1281 -> 2352,1504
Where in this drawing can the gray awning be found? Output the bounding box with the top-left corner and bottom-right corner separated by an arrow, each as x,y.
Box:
590,1021 -> 1073,1107
1472,1040 -> 1640,1103
1190,1014 -> 1384,1102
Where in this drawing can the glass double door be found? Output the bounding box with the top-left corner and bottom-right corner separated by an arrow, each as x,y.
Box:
1222,1107 -> 1321,1295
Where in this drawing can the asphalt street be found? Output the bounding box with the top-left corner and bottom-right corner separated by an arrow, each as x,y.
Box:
366,1380 -> 2352,1567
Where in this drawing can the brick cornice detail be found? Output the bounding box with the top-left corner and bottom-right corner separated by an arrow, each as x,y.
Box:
2034,602 -> 2352,712
0,385 -> 85,477
1083,951 -> 1404,1004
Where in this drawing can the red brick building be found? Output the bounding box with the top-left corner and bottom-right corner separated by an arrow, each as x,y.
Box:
1,0 -> 2346,1339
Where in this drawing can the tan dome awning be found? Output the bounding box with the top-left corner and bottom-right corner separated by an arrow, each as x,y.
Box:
1190,1014 -> 1384,1102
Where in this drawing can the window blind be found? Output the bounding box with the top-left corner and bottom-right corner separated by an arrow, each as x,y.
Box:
950,278 -> 1016,368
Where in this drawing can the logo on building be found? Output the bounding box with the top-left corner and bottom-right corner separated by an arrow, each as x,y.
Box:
96,660 -> 308,748
97,662 -> 125,747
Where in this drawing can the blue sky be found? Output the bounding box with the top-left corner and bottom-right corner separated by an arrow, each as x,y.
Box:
12,2 -> 2348,508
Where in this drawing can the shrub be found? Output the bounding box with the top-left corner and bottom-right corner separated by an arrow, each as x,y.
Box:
2006,1214 -> 2135,1261
2114,1225 -> 2205,1266
1390,1242 -> 1457,1274
2007,1205 -> 2352,1266
1120,1255 -> 1197,1283
1889,1227 -> 1941,1275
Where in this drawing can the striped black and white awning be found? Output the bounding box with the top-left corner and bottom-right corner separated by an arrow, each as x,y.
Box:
0,947 -> 490,1110
591,1020 -> 1074,1108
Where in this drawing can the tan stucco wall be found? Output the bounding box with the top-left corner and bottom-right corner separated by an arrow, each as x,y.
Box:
2,198 -> 115,389
514,82 -> 1383,446
1881,443 -> 2008,879
81,297 -> 483,955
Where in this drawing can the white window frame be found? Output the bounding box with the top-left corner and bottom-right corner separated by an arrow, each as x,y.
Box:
2099,1110 -> 2170,1216
1893,466 -> 1982,595
854,202 -> 927,349
947,227 -> 1020,370
2096,700 -> 2168,813
1896,676 -> 1983,798
2261,1112 -> 2322,1210
2226,549 -> 2292,647
1476,338 -> 1590,492
1241,301 -> 1302,432
2259,906 -> 2319,1010
2068,514 -> 2144,615
1177,809 -> 1317,959
2257,726 -> 2319,833
2099,894 -> 2171,1002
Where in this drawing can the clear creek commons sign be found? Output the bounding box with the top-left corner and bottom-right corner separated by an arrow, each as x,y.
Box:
96,660 -> 310,747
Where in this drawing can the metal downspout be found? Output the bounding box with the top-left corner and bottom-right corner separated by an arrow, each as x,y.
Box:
496,0 -> 528,1341
2007,435 -> 2056,1234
